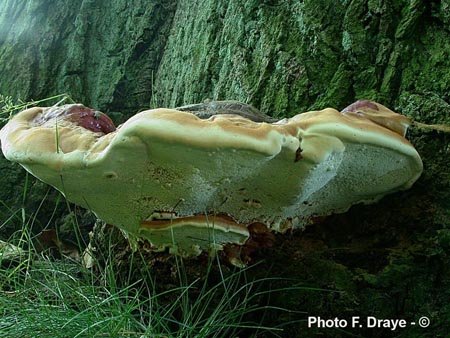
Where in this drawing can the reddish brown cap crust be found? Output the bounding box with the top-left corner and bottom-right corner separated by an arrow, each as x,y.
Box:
34,104 -> 116,134
341,100 -> 379,113
340,99 -> 411,137
68,106 -> 116,134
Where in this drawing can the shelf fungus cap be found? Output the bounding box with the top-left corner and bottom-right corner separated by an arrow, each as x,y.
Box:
139,214 -> 249,255
0,101 -> 423,254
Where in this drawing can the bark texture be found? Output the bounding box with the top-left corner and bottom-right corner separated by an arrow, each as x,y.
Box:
0,1 -> 449,336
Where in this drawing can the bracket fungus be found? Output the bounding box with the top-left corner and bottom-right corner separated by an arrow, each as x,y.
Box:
0,100 -> 423,255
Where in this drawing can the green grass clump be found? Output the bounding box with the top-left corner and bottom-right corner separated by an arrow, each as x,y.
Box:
0,236 -> 293,338
0,185 -> 299,338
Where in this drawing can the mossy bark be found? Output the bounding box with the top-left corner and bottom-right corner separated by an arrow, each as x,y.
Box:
0,0 -> 449,336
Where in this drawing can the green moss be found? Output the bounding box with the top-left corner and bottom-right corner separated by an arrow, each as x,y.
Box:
0,0 -> 176,116
314,64 -> 353,110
